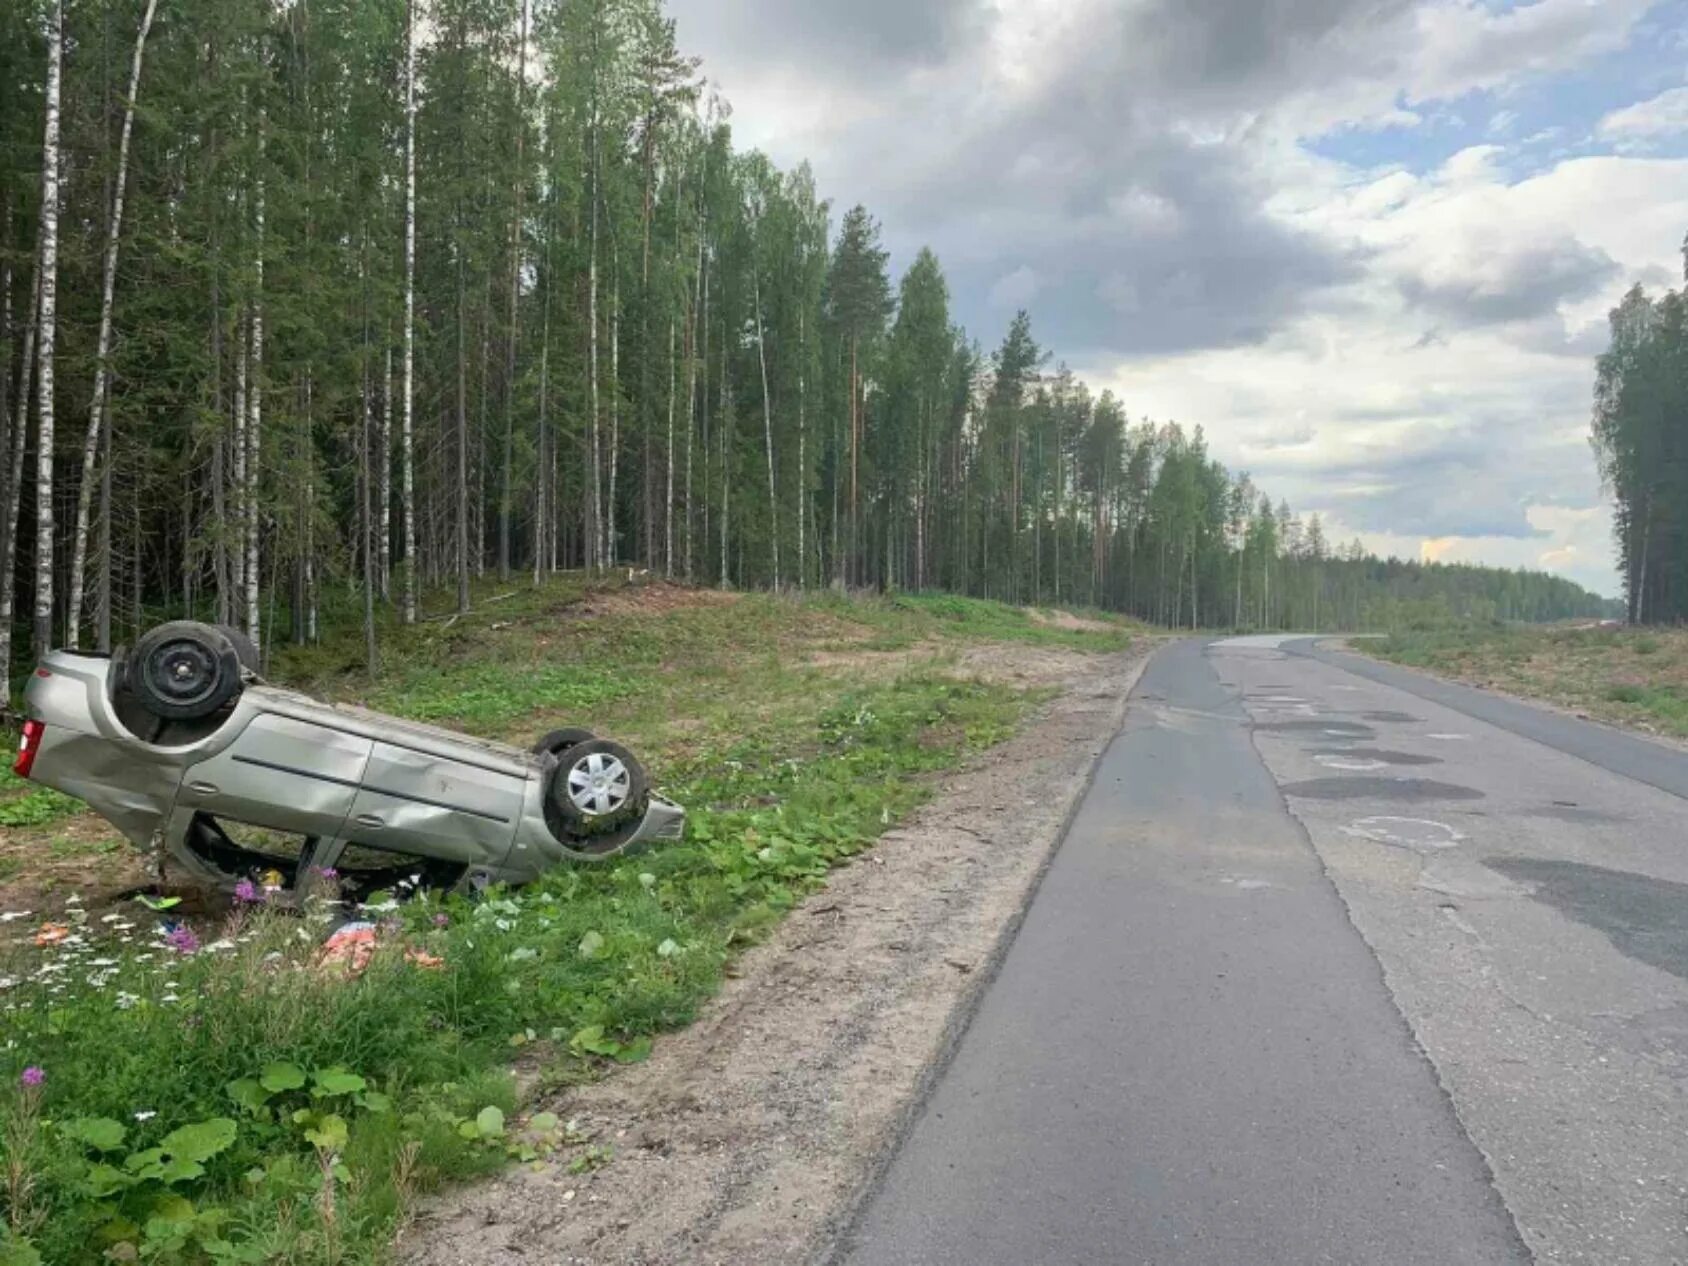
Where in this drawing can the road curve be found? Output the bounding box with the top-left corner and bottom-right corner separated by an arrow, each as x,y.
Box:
837,636 -> 1688,1265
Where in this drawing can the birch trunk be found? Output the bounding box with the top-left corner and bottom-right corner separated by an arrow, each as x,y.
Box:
608,261 -> 620,566
797,305 -> 806,589
233,314 -> 246,598
246,129 -> 265,652
67,0 -> 159,648
588,156 -> 603,572
752,262 -> 778,588
0,266 -> 41,676
380,343 -> 391,600
33,0 -> 65,657
499,0 -> 528,584
456,252 -> 470,613
401,0 -> 418,624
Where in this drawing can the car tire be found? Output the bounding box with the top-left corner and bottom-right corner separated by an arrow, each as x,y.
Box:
546,739 -> 650,840
532,727 -> 597,760
216,624 -> 261,674
128,621 -> 244,721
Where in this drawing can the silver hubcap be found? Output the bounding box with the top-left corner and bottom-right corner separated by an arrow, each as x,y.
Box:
567,752 -> 631,817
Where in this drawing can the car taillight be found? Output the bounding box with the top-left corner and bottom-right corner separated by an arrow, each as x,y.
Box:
13,719 -> 44,779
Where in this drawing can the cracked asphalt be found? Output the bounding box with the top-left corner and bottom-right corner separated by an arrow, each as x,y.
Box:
840,636 -> 1688,1265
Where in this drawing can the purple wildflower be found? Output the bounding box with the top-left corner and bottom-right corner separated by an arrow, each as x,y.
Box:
316,866 -> 339,880
165,926 -> 200,955
432,913 -> 450,929
233,879 -> 263,904
20,1066 -> 44,1088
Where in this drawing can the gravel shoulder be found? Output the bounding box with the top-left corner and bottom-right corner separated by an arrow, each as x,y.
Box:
398,640 -> 1152,1266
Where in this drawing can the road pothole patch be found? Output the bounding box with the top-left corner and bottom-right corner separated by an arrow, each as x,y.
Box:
1342,816 -> 1466,851
1282,777 -> 1485,802
1314,755 -> 1389,772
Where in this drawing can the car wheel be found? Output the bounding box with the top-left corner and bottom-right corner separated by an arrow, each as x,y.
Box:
128,621 -> 243,721
216,624 -> 261,674
547,739 -> 650,838
532,727 -> 597,759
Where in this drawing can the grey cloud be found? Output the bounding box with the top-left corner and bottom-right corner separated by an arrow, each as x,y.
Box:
1113,0 -> 1415,115
1399,238 -> 1621,328
666,0 -> 983,81
1252,423 -> 1598,540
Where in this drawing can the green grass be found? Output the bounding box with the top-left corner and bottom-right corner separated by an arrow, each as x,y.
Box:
0,577 -> 1118,1265
0,770 -> 82,831
1365,623 -> 1688,738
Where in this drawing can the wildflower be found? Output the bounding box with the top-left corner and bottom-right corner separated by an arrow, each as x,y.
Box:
233,879 -> 263,904
165,926 -> 200,955
20,1066 -> 43,1087
33,923 -> 71,947
134,1110 -> 156,1121
161,994 -> 181,1004
432,913 -> 450,928
0,911 -> 34,923
205,939 -> 236,953
315,866 -> 339,880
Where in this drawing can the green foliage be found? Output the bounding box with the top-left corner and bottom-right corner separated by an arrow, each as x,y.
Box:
1367,624 -> 1688,738
0,589 -> 1034,1262
0,770 -> 81,829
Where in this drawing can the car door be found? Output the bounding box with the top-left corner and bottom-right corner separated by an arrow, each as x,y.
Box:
338,741 -> 526,870
176,711 -> 373,840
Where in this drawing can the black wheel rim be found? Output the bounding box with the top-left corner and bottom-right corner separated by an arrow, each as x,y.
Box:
145,638 -> 221,709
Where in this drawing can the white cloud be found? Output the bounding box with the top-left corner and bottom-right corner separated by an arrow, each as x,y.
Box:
1599,85 -> 1688,140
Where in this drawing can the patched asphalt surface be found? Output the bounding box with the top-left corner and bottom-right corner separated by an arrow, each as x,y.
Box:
840,636 -> 1688,1266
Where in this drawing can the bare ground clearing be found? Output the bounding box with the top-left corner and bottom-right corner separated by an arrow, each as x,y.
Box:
398,639 -> 1153,1266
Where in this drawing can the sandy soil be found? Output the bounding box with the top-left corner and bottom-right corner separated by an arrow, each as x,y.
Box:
398,640 -> 1153,1266
1026,608 -> 1118,634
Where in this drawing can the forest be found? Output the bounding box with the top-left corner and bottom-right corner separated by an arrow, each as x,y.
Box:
1593,241 -> 1688,626
0,0 -> 1616,682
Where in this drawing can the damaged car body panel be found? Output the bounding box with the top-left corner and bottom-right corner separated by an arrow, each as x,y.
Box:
19,630 -> 683,900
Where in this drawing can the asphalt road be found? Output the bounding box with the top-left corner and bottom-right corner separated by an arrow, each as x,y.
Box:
838,636 -> 1688,1266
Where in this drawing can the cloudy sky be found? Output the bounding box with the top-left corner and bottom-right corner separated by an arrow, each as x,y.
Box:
662,0 -> 1688,597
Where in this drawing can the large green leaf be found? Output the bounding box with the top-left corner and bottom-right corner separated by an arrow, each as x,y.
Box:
311,1068 -> 367,1097
303,1114 -> 348,1152
225,1078 -> 271,1114
160,1118 -> 237,1164
259,1063 -> 307,1094
62,1116 -> 127,1153
475,1106 -> 505,1138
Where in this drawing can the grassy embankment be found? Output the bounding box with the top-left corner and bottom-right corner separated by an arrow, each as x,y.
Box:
1364,624 -> 1688,739
0,578 -> 1134,1265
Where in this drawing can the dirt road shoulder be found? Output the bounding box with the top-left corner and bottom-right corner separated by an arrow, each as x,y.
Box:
399,641 -> 1153,1266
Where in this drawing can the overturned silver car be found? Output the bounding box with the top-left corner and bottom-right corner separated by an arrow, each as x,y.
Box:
14,621 -> 683,901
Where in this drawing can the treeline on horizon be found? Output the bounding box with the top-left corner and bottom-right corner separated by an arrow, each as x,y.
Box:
0,0 -> 1614,681
1593,238 -> 1688,626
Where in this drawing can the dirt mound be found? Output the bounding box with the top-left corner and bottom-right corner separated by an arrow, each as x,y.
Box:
1027,607 -> 1116,633
579,581 -> 744,618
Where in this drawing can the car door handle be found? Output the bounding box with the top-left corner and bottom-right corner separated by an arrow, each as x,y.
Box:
354,813 -> 385,829
187,781 -> 218,796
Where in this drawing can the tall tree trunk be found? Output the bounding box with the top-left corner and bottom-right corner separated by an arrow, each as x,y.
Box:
753,260 -> 778,588
380,344 -> 391,600
608,259 -> 621,566
33,0 -> 65,658
588,147 -> 603,572
534,233 -> 552,586
401,0 -> 418,625
246,110 -> 266,651
456,250 -> 471,613
499,0 -> 528,584
0,265 -> 42,677
67,0 -> 159,648
797,306 -> 806,589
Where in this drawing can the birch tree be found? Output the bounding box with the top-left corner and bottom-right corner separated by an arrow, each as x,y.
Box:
66,0 -> 160,648
32,0 -> 64,658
